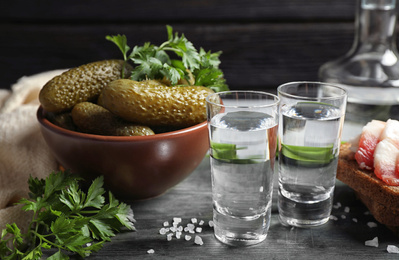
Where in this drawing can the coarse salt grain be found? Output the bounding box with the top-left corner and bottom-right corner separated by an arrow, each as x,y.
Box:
173,217 -> 182,224
191,218 -> 198,224
185,235 -> 192,241
329,215 -> 338,221
352,218 -> 358,223
344,207 -> 350,213
159,228 -> 168,235
367,222 -> 378,228
194,235 -> 204,245
365,237 -> 378,247
387,245 -> 399,254
196,227 -> 202,233
199,220 -> 204,226
333,202 -> 342,209
147,249 -> 155,254
341,215 -> 346,219
163,221 -> 169,227
167,233 -> 173,241
176,231 -> 182,239
209,221 -> 214,227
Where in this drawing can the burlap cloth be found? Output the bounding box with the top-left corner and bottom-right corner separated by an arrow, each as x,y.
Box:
0,69 -> 66,233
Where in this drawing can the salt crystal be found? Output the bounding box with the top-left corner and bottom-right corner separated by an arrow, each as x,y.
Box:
196,227 -> 202,233
199,220 -> 204,226
159,228 -> 168,235
194,235 -> 204,245
184,227 -> 189,232
352,218 -> 358,223
170,226 -> 177,232
163,221 -> 169,227
341,215 -> 346,219
387,245 -> 399,254
364,211 -> 370,215
147,249 -> 155,254
189,230 -> 195,234
166,233 -> 173,241
344,207 -> 350,213
176,231 -> 182,239
208,221 -> 214,227
185,235 -> 192,241
365,237 -> 378,247
191,218 -> 198,224
187,223 -> 195,230
333,202 -> 342,209
329,215 -> 338,221
367,222 -> 378,228
173,217 -> 182,224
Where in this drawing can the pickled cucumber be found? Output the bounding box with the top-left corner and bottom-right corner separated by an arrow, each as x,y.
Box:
101,79 -> 215,127
39,60 -> 132,113
46,112 -> 77,131
71,102 -> 154,136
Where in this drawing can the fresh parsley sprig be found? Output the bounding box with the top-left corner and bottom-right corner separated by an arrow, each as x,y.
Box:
0,171 -> 135,260
106,25 -> 229,92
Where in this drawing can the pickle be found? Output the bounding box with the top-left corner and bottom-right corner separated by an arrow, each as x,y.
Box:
101,79 -> 215,127
39,60 -> 132,113
46,112 -> 77,131
71,102 -> 154,136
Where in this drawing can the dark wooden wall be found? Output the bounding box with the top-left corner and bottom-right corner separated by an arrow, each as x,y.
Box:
0,0 -> 358,91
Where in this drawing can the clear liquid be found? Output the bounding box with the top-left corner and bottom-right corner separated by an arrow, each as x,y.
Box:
278,103 -> 344,227
209,111 -> 277,245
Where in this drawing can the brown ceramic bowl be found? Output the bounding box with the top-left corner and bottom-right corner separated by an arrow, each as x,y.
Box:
37,106 -> 209,200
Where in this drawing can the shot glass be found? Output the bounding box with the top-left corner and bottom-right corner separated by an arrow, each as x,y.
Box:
277,82 -> 347,227
206,91 -> 279,246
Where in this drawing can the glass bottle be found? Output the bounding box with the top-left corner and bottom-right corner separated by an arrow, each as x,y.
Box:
319,0 -> 399,123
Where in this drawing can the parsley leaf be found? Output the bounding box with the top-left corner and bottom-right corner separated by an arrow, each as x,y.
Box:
0,171 -> 135,259
106,25 -> 229,91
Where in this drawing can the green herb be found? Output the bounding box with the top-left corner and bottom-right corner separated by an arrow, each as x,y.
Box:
210,141 -> 264,164
280,143 -> 336,166
0,171 -> 135,260
106,25 -> 229,92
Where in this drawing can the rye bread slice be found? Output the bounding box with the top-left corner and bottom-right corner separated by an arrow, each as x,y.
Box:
337,142 -> 399,231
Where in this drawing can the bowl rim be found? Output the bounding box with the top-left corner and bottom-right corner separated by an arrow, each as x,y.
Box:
37,106 -> 208,142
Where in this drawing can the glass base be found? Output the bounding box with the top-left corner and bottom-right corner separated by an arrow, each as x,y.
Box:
214,227 -> 267,246
278,214 -> 329,228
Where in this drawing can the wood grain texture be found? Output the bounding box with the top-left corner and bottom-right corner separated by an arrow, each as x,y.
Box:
0,0 -> 360,89
1,0 -> 355,21
0,23 -> 355,90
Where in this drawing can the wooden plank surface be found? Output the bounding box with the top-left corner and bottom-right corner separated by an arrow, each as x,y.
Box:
0,23 -> 355,90
1,0 -> 355,21
45,156 -> 398,259
0,0 -> 359,89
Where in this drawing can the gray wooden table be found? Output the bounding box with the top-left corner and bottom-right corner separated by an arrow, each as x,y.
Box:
81,155 -> 398,260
